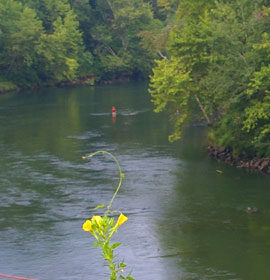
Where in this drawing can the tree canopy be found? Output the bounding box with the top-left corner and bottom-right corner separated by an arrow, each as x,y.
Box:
149,0 -> 270,156
0,0 -> 166,88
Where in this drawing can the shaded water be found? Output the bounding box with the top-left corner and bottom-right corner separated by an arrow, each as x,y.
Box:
0,83 -> 270,280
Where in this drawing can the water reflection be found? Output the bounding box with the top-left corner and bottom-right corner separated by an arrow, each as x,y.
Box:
157,142 -> 270,280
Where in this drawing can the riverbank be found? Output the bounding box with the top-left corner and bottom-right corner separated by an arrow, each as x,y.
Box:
207,145 -> 270,174
56,76 -> 95,87
0,81 -> 19,94
0,76 -> 96,95
0,73 -> 141,94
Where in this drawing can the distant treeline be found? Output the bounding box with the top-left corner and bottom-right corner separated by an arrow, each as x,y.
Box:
0,0 -> 172,91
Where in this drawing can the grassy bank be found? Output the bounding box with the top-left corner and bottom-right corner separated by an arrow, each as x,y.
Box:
0,81 -> 18,94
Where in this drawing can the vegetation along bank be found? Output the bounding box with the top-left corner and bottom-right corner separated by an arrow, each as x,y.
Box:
0,0 -> 168,93
149,0 -> 270,170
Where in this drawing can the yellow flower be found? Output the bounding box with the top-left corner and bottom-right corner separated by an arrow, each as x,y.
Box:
82,220 -> 93,232
92,215 -> 102,226
115,213 -> 128,227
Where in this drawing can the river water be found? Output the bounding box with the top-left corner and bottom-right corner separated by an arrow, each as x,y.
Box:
0,83 -> 270,280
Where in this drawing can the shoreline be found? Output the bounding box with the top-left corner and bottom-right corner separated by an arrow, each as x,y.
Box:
207,145 -> 270,174
0,76 -> 96,95
0,73 -> 142,95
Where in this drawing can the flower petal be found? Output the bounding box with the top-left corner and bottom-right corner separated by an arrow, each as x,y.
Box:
82,220 -> 93,232
92,215 -> 102,226
116,213 -> 128,227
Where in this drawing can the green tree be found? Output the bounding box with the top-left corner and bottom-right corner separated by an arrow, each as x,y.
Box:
0,0 -> 44,86
150,0 -> 270,156
90,0 -> 159,78
205,0 -> 270,155
20,0 -> 71,32
240,8 -> 270,155
150,0 -> 215,141
36,10 -> 83,83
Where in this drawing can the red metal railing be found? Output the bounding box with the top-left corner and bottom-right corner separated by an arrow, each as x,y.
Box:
0,273 -> 39,280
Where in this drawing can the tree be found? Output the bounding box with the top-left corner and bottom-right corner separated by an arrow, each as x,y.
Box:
36,10 -> 83,82
89,0 -> 159,78
149,0 -> 215,141
68,0 -> 95,51
150,0 -> 270,156
20,0 -> 71,32
0,0 -> 44,86
240,8 -> 270,156
205,0 -> 270,156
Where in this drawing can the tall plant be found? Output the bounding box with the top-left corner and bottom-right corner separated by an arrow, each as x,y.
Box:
82,151 -> 134,280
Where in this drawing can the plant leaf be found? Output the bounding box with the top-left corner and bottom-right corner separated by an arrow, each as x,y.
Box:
94,204 -> 105,210
111,243 -> 121,249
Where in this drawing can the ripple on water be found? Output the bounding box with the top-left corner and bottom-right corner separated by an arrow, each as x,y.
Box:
66,131 -> 101,140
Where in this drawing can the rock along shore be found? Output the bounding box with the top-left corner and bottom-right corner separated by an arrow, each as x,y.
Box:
207,145 -> 270,174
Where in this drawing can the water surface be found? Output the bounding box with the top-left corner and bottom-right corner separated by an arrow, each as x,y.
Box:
0,83 -> 270,280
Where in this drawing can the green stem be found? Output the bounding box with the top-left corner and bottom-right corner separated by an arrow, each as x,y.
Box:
82,151 -> 124,215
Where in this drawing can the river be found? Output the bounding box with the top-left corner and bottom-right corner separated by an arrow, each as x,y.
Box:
0,82 -> 270,280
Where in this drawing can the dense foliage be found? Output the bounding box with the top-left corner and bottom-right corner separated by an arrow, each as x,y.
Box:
0,0 -> 168,89
149,0 -> 270,157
